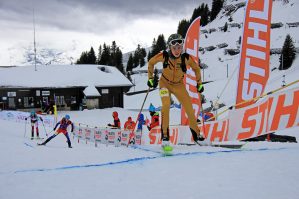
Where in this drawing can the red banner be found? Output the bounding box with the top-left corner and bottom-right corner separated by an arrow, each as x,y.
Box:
236,0 -> 273,108
181,16 -> 201,125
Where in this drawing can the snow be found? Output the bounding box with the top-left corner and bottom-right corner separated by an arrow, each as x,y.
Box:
1,0 -> 299,198
0,115 -> 299,199
83,85 -> 101,97
0,64 -> 133,88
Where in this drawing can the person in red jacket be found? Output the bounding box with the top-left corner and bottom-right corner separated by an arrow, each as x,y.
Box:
147,103 -> 160,131
124,116 -> 136,130
108,111 -> 121,129
38,114 -> 74,148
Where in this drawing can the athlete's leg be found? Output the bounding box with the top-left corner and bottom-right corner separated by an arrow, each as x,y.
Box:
159,79 -> 171,139
172,83 -> 202,139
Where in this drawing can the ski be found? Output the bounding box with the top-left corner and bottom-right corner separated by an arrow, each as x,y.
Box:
30,137 -> 44,140
193,141 -> 245,149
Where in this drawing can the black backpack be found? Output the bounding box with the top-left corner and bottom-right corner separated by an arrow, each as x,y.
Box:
162,50 -> 189,73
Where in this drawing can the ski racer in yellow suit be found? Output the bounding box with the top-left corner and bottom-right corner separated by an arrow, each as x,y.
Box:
147,33 -> 205,146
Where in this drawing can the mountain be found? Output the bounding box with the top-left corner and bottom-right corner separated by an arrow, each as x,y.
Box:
6,40 -> 82,66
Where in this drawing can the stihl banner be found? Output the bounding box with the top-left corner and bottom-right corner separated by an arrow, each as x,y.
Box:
236,0 -> 273,108
148,87 -> 299,144
181,16 -> 201,125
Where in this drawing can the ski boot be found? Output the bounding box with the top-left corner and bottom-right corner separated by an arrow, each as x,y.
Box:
190,128 -> 209,146
161,129 -> 173,153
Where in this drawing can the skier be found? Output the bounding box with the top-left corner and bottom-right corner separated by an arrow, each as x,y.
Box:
38,114 -> 74,148
147,33 -> 205,149
124,116 -> 136,130
147,103 -> 160,131
25,111 -> 43,139
107,111 -> 121,129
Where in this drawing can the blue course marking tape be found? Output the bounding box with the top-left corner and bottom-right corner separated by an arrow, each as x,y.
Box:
14,147 -> 288,174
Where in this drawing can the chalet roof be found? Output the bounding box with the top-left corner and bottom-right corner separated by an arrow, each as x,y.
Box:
0,64 -> 133,88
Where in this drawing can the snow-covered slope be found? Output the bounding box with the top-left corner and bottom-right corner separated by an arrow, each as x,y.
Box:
1,116 -> 299,199
125,0 -> 299,113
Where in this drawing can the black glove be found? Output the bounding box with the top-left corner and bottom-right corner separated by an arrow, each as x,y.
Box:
108,123 -> 112,127
197,83 -> 204,93
25,118 -> 27,120
147,79 -> 158,88
53,128 -> 56,131
40,118 -> 43,122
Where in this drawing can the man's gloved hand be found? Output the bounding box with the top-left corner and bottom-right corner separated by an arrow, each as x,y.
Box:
25,118 -> 27,120
147,79 -> 158,88
197,83 -> 204,93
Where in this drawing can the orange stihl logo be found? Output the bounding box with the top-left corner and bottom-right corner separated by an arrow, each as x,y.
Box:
236,0 -> 272,109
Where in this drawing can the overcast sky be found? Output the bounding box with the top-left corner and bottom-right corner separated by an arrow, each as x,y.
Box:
0,0 -> 211,65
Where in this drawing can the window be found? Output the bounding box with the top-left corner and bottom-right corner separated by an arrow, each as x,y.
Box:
55,96 -> 65,106
102,89 -> 109,94
7,92 -> 16,97
42,91 -> 50,96
24,97 -> 34,107
71,96 -> 76,104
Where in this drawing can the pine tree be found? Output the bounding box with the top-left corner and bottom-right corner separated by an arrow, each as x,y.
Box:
210,0 -> 224,21
147,50 -> 152,61
139,47 -> 147,68
126,53 -> 134,72
76,51 -> 89,64
202,4 -> 210,26
115,47 -> 124,74
133,45 -> 140,68
279,34 -> 296,70
97,45 -> 102,64
190,6 -> 201,24
177,19 -> 190,38
153,68 -> 159,87
87,47 -> 96,64
153,34 -> 166,55
99,43 -> 110,65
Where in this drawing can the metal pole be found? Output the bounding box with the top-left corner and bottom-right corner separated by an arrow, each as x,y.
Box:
227,64 -> 228,78
33,8 -> 37,71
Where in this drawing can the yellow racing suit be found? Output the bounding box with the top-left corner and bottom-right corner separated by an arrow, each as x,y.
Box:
148,51 -> 203,139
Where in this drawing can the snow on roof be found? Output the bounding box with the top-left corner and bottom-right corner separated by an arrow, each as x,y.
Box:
83,85 -> 101,97
0,64 -> 133,88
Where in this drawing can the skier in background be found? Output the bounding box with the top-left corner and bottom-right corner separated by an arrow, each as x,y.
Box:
147,103 -> 160,131
107,111 -> 121,129
147,33 -> 205,148
25,111 -> 43,139
38,114 -> 74,148
124,116 -> 136,130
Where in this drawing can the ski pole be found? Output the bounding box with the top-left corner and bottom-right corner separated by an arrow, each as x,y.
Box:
127,88 -> 150,147
199,94 -> 206,138
42,121 -> 48,138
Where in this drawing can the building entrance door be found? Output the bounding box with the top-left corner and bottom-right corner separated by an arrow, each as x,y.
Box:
8,98 -> 15,109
